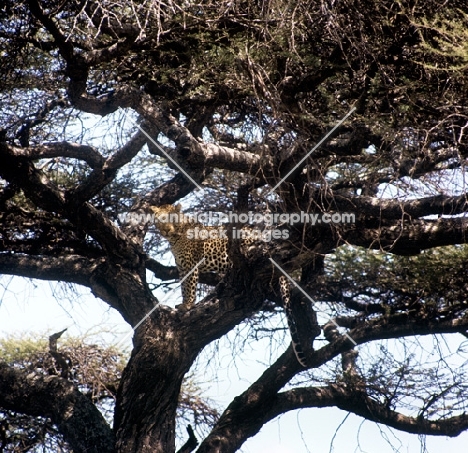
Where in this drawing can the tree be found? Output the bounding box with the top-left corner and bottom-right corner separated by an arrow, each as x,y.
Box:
1,0 -> 468,452
0,332 -> 218,452
0,332 -> 123,452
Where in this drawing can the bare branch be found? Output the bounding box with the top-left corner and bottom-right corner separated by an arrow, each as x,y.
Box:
1,142 -> 104,169
70,129 -> 147,202
274,385 -> 468,436
0,253 -> 98,286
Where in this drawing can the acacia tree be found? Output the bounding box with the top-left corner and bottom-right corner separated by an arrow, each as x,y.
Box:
2,0 -> 468,452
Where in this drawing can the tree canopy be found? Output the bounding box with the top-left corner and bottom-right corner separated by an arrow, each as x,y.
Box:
2,0 -> 468,452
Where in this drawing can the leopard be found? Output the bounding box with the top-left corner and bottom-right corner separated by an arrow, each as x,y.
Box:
150,203 -> 310,367
150,203 -> 231,309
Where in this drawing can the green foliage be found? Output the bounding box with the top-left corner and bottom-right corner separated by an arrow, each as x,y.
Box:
413,8 -> 468,70
0,333 -> 125,391
0,335 -> 49,364
327,244 -> 468,307
0,334 -> 124,452
0,333 -> 219,451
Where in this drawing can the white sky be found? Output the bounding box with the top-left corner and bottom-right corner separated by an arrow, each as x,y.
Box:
1,276 -> 468,452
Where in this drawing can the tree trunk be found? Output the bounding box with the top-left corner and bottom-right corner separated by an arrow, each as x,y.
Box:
114,315 -> 197,453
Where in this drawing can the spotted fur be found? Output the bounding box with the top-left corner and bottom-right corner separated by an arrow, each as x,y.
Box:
151,204 -> 308,367
151,204 -> 230,308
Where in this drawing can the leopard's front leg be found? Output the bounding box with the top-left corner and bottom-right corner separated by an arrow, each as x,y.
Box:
179,268 -> 198,309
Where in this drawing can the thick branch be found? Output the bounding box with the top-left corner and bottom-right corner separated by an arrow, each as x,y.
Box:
145,258 -> 179,281
347,217 -> 468,254
70,130 -> 147,202
0,142 -> 66,212
0,144 -> 142,265
10,142 -> 105,169
26,0 -> 74,59
196,347 -> 300,453
0,363 -> 115,453
337,193 -> 468,220
272,385 -> 468,436
203,142 -> 273,176
199,310 -> 468,452
0,253 -> 98,286
0,253 -> 146,322
83,38 -> 135,66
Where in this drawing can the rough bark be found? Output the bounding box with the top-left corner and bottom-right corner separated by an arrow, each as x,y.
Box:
0,364 -> 115,453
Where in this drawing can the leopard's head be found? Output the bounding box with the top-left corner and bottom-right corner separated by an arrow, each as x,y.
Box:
150,204 -> 187,237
